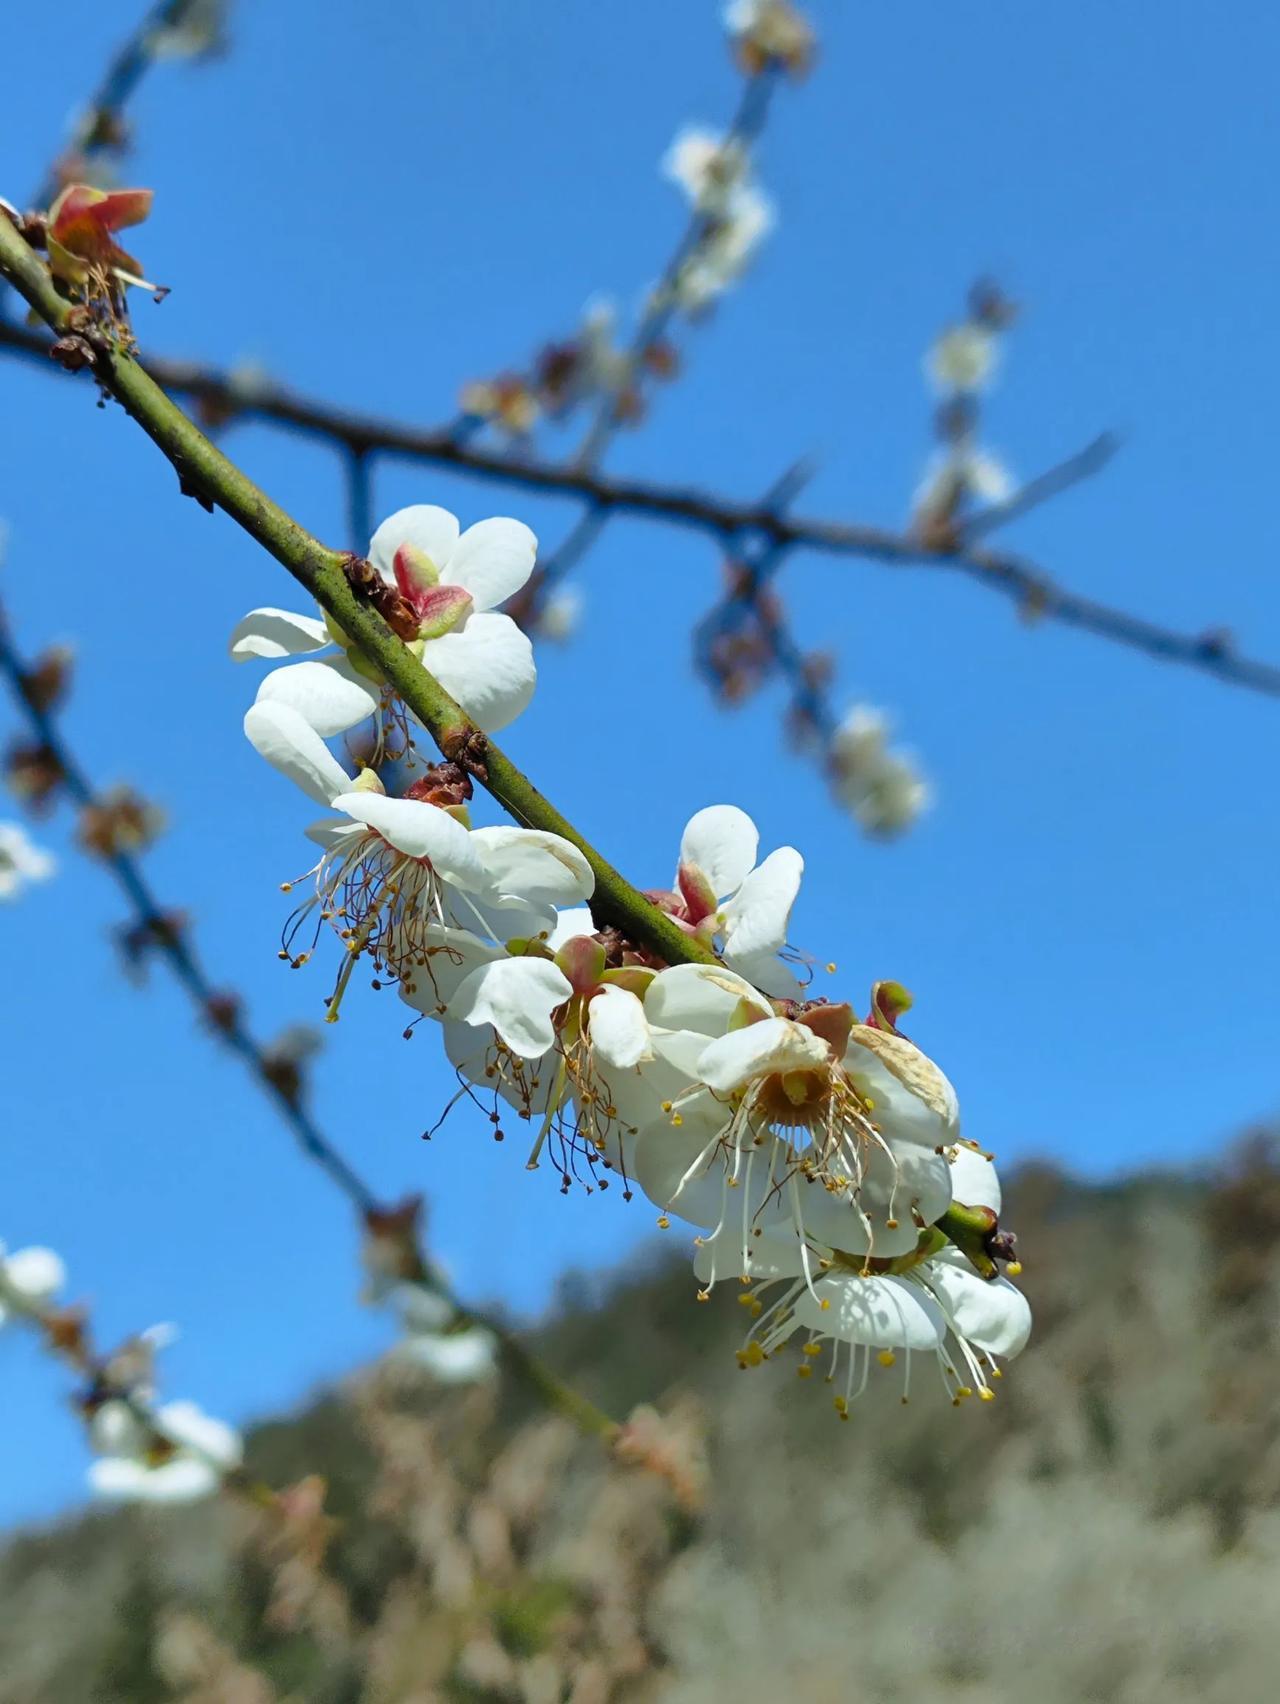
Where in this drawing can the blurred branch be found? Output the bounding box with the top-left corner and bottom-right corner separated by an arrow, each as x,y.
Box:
1,314 -> 1272,697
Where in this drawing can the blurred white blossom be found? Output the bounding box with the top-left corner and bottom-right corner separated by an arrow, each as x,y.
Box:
829,707 -> 931,836
0,822 -> 55,901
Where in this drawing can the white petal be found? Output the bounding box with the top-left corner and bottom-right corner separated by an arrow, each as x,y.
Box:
89,1401 -> 146,1458
643,963 -> 771,1036
368,504 -> 460,580
244,701 -> 352,806
792,1274 -> 946,1352
547,907 -> 597,951
398,925 -> 505,1015
719,846 -> 803,960
89,1455 -> 221,1503
692,1222 -> 808,1286
798,1143 -> 953,1259
229,607 -> 329,661
400,1326 -> 498,1382
421,613 -> 535,732
156,1401 -> 243,1469
391,1283 -> 452,1334
946,1144 -> 1001,1213
723,948 -> 805,1001
451,956 -> 572,1058
444,517 -> 537,610
587,985 -> 652,1069
634,1120 -> 784,1230
2,1246 -> 65,1302
842,1028 -> 959,1148
254,655 -> 380,739
331,793 -> 483,886
470,826 -> 594,906
696,1017 -> 829,1094
304,818 -> 366,851
923,1253 -> 1031,1358
678,804 -> 758,896
440,1019 -> 559,1116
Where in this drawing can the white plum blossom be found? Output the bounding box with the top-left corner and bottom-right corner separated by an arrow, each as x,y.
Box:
537,587 -> 582,644
0,1242 -> 65,1325
724,0 -> 815,73
662,126 -> 775,309
231,503 -> 538,739
631,967 -> 960,1283
88,1398 -> 243,1503
926,322 -> 999,394
657,804 -> 804,994
0,822 -> 55,901
244,701 -> 593,1005
390,1286 -> 498,1383
829,706 -> 931,837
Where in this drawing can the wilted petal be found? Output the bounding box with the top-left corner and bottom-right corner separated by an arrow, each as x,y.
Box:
470,826 -> 594,906
331,793 -> 483,887
696,1016 -> 829,1094
720,846 -> 803,960
451,956 -> 572,1058
422,613 -> 535,732
588,985 -> 652,1068
244,701 -> 352,807
843,1027 -> 959,1148
254,655 -> 380,738
445,517 -> 537,610
678,804 -> 759,897
368,504 -> 460,581
792,1274 -> 947,1352
229,607 -> 330,661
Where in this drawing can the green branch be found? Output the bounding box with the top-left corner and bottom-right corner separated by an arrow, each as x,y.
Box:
0,212 -> 716,969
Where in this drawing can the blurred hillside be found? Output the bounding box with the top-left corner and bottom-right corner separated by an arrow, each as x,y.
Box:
4,1140 -> 1280,1704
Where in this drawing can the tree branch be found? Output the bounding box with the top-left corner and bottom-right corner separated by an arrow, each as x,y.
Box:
0,212 -> 718,970
2,311 -> 1272,697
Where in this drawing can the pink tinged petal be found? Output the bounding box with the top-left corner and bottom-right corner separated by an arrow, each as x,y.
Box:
588,985 -> 652,1069
368,504 -> 460,582
696,1017 -> 830,1095
421,612 -> 535,732
254,655 -> 380,739
792,1275 -> 947,1353
676,861 -> 718,923
445,517 -> 538,610
330,793 -> 484,886
244,701 -> 352,807
398,926 -> 506,1015
557,935 -> 607,993
393,542 -> 440,605
947,1144 -> 1001,1213
451,957 -> 573,1058
720,846 -> 803,960
678,804 -> 759,898
643,963 -> 771,1036
924,1253 -> 1031,1358
413,583 -> 475,639
229,606 -> 331,661
471,826 -> 594,906
546,907 -> 596,951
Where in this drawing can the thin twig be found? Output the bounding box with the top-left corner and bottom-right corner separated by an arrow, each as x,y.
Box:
1,314 -> 1270,696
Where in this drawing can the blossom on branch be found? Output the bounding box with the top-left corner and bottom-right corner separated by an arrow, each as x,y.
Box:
724,0 -> 816,78
0,821 -> 55,900
231,504 -> 538,738
828,706 -> 931,836
45,183 -> 160,301
0,1242 -> 66,1324
88,1396 -> 243,1503
662,127 -> 775,310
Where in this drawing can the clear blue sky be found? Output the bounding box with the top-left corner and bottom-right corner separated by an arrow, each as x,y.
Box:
2,0 -> 1278,1526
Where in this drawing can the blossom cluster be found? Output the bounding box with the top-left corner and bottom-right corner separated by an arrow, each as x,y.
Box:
914,280 -> 1017,545
829,706 -> 931,838
233,507 -> 1029,1415
0,820 -> 54,901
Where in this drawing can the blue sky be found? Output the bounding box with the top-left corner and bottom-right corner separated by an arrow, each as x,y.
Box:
2,0 -> 1278,1526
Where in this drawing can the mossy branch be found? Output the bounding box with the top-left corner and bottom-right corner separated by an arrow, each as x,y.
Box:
0,212 -> 716,969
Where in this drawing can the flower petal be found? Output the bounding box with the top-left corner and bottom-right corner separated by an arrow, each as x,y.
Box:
792,1274 -> 947,1352
696,1016 -> 829,1094
643,963 -> 771,1036
397,925 -> 505,1015
692,1222 -> 808,1287
922,1252 -> 1031,1358
843,1027 -> 959,1148
368,504 -> 460,581
470,826 -> 594,906
156,1400 -> 243,1469
588,985 -> 652,1069
946,1143 -> 1001,1213
678,804 -> 759,897
547,907 -> 596,951
445,517 -> 538,610
244,701 -> 352,806
421,613 -> 535,732
399,1325 -> 498,1382
1,1246 -> 65,1302
330,793 -> 484,886
719,845 -> 803,960
451,956 -> 573,1058
229,607 -> 330,661
254,655 -> 380,739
